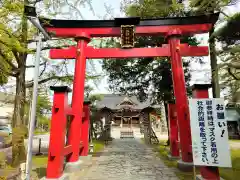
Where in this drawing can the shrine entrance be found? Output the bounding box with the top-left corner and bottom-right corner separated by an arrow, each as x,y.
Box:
39,13 -> 219,179
97,96 -> 150,139
121,117 -> 132,128
114,97 -> 139,129
117,98 -> 138,139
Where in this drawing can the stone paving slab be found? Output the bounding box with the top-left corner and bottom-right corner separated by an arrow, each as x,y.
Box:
69,139 -> 178,180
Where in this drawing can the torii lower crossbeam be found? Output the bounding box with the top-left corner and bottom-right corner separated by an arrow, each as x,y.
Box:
50,44 -> 209,59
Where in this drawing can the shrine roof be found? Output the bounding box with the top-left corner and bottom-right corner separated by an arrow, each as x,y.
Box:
39,13 -> 219,28
95,94 -> 160,110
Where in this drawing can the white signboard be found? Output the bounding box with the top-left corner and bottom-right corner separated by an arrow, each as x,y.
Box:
189,98 -> 232,167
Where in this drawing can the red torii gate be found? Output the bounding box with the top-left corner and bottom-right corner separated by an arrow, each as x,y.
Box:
40,13 -> 220,179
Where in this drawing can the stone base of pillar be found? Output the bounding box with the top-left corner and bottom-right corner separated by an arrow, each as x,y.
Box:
177,159 -> 193,172
40,174 -> 69,180
167,154 -> 180,161
195,174 -> 224,180
64,158 -> 83,173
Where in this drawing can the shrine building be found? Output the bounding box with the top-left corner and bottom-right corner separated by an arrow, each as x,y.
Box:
95,94 -> 162,129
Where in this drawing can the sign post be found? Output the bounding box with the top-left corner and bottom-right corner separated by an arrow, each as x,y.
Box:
189,84 -> 232,180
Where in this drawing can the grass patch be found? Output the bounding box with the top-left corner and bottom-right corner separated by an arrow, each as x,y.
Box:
0,153 -> 47,179
32,155 -> 48,168
0,152 -> 17,179
0,140 -> 105,179
153,140 -> 240,180
34,130 -> 49,135
32,155 -> 48,179
0,165 -> 17,179
33,167 -> 47,179
219,149 -> 240,180
152,140 -> 176,168
30,140 -> 105,178
152,140 -> 199,180
229,139 -> 240,143
92,140 -> 105,153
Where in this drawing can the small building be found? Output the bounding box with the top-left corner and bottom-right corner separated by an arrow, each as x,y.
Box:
95,94 -> 167,140
95,94 -> 161,127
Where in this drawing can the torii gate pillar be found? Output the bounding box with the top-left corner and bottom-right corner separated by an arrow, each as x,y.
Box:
167,29 -> 193,171
67,33 -> 90,163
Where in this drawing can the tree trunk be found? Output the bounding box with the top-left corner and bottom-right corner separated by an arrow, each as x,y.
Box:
163,101 -> 170,145
12,74 -> 27,167
12,76 -> 26,127
209,27 -> 220,98
11,2 -> 28,166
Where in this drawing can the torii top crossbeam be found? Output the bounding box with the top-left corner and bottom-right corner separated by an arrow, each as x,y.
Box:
40,13 -> 219,38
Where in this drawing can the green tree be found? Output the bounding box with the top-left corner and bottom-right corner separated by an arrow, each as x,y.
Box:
0,0 -> 97,166
25,88 -> 52,130
189,0 -> 238,98
214,13 -> 240,75
36,92 -> 51,118
212,12 -> 240,103
38,116 -> 50,131
102,0 -> 200,143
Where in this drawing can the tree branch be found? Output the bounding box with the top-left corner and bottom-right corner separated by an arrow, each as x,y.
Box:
25,75 -> 73,88
29,45 -> 73,53
12,50 -> 21,65
228,68 -> 240,80
30,0 -> 43,6
25,73 -> 101,88
66,0 -> 84,19
228,62 -> 240,69
219,9 -> 230,18
27,38 -> 69,44
39,61 -> 48,77
26,62 -> 47,68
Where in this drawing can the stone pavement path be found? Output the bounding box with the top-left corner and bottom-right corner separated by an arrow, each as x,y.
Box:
70,139 -> 178,180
